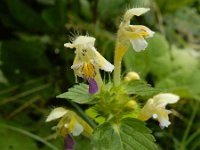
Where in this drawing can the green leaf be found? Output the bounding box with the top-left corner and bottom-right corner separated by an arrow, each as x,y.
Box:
156,68 -> 200,100
74,136 -> 93,150
5,0 -> 46,31
57,83 -> 96,104
164,7 -> 200,46
124,33 -> 171,81
0,70 -> 8,85
42,7 -> 62,29
79,0 -> 92,20
170,47 -> 199,71
122,80 -> 160,97
0,40 -> 50,83
124,33 -> 200,101
174,7 -> 200,37
41,0 -> 66,30
98,0 -> 126,20
37,0 -> 55,5
86,107 -> 106,125
155,0 -> 196,12
0,123 -> 60,150
156,47 -> 200,100
0,126 -> 38,150
92,118 -> 158,150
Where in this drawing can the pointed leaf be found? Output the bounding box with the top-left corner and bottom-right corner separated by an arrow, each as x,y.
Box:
92,118 -> 158,150
57,83 -> 96,104
124,33 -> 171,80
123,80 -> 160,97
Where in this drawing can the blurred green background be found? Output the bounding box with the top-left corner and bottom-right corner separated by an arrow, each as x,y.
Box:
0,0 -> 200,150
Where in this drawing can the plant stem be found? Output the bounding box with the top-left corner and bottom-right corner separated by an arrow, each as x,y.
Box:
0,83 -> 51,105
185,129 -> 200,147
0,124 -> 59,150
180,102 -> 199,149
69,101 -> 97,129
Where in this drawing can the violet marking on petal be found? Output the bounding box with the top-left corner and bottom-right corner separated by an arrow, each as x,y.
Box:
159,124 -> 165,129
88,78 -> 98,94
64,135 -> 75,150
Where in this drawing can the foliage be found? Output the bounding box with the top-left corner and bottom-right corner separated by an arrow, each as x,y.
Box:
0,0 -> 200,150
92,118 -> 158,150
57,83 -> 96,104
124,33 -> 200,100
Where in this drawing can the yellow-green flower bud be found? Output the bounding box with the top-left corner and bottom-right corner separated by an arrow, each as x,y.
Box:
124,72 -> 140,81
125,100 -> 138,109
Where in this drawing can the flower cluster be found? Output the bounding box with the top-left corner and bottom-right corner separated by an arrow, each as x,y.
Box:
46,7 -> 180,150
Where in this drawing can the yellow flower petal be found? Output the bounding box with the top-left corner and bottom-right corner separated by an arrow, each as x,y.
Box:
81,62 -> 95,79
64,36 -> 95,49
64,43 -> 74,48
129,25 -> 155,37
93,47 -> 114,72
153,93 -> 179,107
73,36 -> 95,47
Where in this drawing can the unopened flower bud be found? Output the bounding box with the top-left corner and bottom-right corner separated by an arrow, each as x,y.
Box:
124,72 -> 140,81
125,100 -> 138,109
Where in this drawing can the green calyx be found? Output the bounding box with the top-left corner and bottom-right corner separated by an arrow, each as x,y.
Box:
86,82 -> 140,124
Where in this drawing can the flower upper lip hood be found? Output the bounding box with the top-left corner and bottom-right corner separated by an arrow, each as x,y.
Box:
64,36 -> 95,49
152,93 -> 179,107
122,8 -> 150,24
64,35 -> 114,73
46,107 -> 68,122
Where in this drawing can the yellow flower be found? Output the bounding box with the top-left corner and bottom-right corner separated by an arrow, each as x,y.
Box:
138,93 -> 179,128
119,8 -> 155,52
46,107 -> 93,137
114,8 -> 154,86
64,36 -> 114,93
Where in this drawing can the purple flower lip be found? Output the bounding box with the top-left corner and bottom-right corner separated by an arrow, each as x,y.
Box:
88,78 -> 98,94
64,135 -> 75,150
